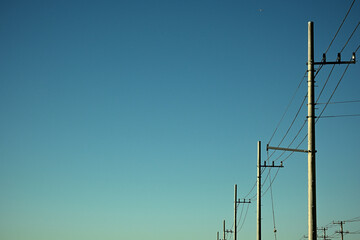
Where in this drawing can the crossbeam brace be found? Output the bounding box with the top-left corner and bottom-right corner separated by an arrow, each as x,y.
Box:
267,144 -> 309,153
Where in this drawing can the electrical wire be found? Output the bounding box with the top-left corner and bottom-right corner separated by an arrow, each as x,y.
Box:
237,203 -> 250,233
346,216 -> 360,222
272,119 -> 307,163
267,93 -> 307,161
268,71 -> 307,146
340,21 -> 360,53
324,0 -> 356,54
261,168 -> 281,198
269,170 -> 278,240
237,202 -> 245,228
244,181 -> 257,199
267,2 -> 357,163
316,65 -> 336,103
314,0 -> 356,78
316,20 -> 360,107
316,62 -> 352,121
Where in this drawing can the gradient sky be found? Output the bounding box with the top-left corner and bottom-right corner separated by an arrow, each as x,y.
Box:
0,1 -> 359,240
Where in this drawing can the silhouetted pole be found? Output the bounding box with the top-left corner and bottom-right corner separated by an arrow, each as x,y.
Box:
234,184 -> 237,240
334,221 -> 348,240
257,141 -> 261,240
217,231 -> 219,240
223,220 -> 226,240
308,21 -> 317,240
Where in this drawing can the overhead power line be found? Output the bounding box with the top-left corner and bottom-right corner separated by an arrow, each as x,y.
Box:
267,71 -> 307,146
324,0 -> 356,54
340,21 -> 360,53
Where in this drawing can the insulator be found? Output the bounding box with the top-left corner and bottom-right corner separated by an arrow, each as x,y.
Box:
337,53 -> 341,62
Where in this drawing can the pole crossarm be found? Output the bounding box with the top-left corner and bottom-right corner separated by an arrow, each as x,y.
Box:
260,161 -> 284,168
237,199 -> 251,204
314,61 -> 355,65
267,144 -> 309,153
312,52 -> 356,65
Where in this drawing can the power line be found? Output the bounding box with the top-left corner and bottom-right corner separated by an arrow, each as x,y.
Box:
269,171 -> 278,240
316,61 -> 352,121
268,71 -> 307,146
260,168 -> 281,198
345,216 -> 360,222
267,93 -> 307,161
316,65 -> 336,103
324,0 -> 356,54
316,21 -> 360,106
237,203 -> 250,232
272,119 -> 307,163
340,21 -> 360,53
315,0 -> 356,78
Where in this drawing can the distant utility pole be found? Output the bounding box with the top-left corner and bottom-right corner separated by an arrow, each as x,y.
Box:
257,141 -> 261,240
333,221 -> 349,240
223,219 -> 233,240
234,184 -> 251,240
317,227 -> 329,240
267,21 -> 355,240
258,141 -> 283,240
217,231 -> 219,240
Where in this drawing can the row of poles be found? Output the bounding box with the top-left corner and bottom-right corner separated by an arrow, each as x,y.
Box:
216,21 -> 356,240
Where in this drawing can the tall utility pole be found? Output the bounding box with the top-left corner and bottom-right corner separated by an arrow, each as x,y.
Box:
266,21 -> 355,240
257,141 -> 261,240
308,21 -> 317,240
217,232 -> 219,240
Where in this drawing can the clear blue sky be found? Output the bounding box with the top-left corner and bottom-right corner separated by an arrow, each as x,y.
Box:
0,1 -> 359,240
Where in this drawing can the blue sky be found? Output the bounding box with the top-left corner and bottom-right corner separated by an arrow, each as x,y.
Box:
0,1 -> 359,240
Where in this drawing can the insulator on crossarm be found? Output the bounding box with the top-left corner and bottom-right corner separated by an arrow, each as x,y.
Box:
337,53 -> 341,62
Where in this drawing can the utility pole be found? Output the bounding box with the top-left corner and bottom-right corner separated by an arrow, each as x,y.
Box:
267,21 -> 355,240
317,227 -> 329,240
223,220 -> 226,240
234,184 -> 237,240
308,21 -> 317,240
223,219 -> 233,240
234,184 -> 251,240
258,141 -> 283,239
257,141 -> 261,240
217,231 -> 219,240
334,221 -> 349,240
